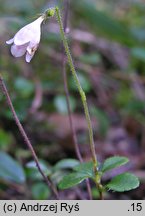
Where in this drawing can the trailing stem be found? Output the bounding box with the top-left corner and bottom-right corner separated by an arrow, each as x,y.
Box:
0,74 -> 59,200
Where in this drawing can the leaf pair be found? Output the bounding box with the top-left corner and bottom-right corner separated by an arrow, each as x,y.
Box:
101,156 -> 139,192
58,156 -> 140,193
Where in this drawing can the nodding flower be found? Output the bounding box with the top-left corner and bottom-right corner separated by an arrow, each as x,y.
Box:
6,16 -> 44,63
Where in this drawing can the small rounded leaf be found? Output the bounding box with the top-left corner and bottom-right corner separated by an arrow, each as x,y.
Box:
58,172 -> 88,190
102,156 -> 129,173
106,172 -> 140,192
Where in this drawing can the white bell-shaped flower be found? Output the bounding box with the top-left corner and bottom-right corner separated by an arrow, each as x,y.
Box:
6,16 -> 44,63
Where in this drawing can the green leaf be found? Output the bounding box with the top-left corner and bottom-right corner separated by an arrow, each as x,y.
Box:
58,161 -> 95,189
54,159 -> 80,170
58,172 -> 88,189
106,173 -> 140,192
73,161 -> 94,179
31,182 -> 51,200
102,156 -> 129,173
0,151 -> 25,184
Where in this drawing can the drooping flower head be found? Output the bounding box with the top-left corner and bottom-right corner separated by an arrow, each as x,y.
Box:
6,16 -> 44,63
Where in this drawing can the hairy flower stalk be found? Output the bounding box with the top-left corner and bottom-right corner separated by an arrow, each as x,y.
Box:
61,0 -> 92,200
53,7 -> 104,199
53,7 -> 99,171
54,8 -> 97,164
6,16 -> 44,62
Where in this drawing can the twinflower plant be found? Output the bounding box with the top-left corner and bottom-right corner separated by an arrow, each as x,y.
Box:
4,7 -> 140,200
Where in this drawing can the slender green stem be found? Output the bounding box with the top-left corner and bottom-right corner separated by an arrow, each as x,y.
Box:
61,0 -> 92,200
55,7 -> 97,170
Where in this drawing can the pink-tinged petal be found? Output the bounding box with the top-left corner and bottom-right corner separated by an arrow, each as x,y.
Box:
6,38 -> 14,44
14,27 -> 32,46
25,51 -> 34,63
14,16 -> 44,46
11,44 -> 28,57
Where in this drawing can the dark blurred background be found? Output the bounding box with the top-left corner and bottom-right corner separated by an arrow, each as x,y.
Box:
0,0 -> 145,199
